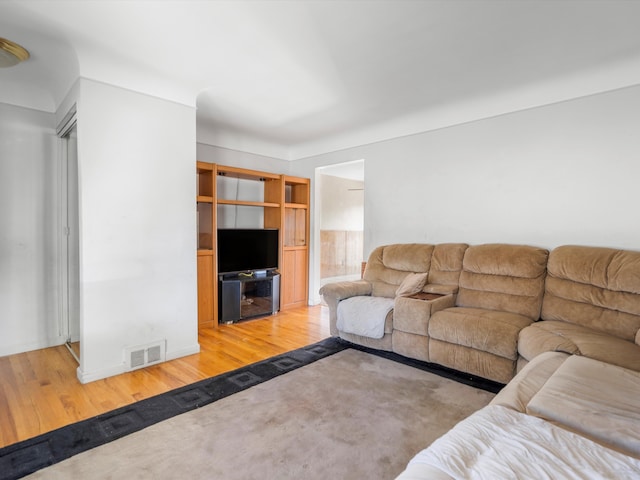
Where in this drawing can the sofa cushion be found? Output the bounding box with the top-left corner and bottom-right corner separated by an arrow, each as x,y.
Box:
364,244 -> 434,297
456,244 -> 549,320
427,243 -> 468,287
542,245 -> 640,341
395,272 -> 428,297
525,355 -> 640,458
382,244 -> 433,272
518,320 -> 640,372
430,307 -> 533,360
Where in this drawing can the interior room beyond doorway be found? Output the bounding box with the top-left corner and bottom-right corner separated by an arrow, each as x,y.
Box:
316,160 -> 364,292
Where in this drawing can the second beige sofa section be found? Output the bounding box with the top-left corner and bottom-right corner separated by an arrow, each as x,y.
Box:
519,245 -> 640,372
428,244 -> 549,383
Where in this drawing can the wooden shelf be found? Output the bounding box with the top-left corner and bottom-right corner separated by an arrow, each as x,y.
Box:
285,202 -> 307,209
197,196 -> 214,203
197,249 -> 214,256
217,199 -> 280,208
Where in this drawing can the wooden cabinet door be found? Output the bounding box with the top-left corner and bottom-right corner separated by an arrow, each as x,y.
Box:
282,249 -> 308,308
197,254 -> 214,327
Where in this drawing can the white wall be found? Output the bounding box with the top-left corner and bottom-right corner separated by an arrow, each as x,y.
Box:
76,79 -> 199,382
0,103 -> 60,356
197,143 -> 289,173
318,175 -> 364,231
290,85 -> 640,303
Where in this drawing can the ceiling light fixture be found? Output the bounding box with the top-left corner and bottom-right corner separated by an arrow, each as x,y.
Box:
0,37 -> 30,68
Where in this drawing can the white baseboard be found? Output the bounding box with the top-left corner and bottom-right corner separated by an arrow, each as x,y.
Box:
76,342 -> 201,384
77,363 -> 127,384
0,335 -> 67,357
166,343 -> 201,360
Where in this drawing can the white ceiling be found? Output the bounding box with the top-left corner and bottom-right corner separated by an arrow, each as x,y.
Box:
2,1 -> 640,160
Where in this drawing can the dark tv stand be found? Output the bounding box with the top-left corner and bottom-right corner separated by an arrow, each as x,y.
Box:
218,271 -> 280,324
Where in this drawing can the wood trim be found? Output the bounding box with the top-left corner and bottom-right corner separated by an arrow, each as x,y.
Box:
216,164 -> 281,181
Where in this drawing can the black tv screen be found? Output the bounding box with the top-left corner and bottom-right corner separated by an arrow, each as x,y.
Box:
217,229 -> 279,274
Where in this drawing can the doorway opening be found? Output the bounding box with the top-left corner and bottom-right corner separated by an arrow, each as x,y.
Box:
315,160 -> 365,300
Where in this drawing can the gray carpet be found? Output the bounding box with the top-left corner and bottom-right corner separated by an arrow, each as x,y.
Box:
26,349 -> 494,479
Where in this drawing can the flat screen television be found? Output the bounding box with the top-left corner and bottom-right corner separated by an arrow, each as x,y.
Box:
217,228 -> 279,274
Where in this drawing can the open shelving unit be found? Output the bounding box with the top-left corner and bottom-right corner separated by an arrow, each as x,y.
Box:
196,162 -> 310,327
196,162 -> 215,327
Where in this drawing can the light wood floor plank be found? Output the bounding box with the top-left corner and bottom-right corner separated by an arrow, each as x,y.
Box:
0,305 -> 329,448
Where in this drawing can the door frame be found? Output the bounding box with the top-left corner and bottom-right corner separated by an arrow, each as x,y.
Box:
56,105 -> 80,363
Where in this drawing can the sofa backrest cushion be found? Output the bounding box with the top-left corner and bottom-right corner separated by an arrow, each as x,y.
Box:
363,243 -> 433,297
363,243 -> 469,298
541,245 -> 640,341
364,244 -> 434,297
428,243 -> 469,286
456,244 -> 549,320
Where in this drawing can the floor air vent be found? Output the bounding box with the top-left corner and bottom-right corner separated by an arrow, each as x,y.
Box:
125,340 -> 166,371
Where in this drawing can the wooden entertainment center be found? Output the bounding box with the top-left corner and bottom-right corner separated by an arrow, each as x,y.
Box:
196,162 -> 310,328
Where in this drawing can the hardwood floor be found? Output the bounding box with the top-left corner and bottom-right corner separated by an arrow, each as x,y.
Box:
0,305 -> 330,449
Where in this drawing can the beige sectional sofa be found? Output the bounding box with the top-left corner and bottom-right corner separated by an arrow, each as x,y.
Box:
320,242 -> 640,382
396,351 -> 640,479
321,242 -> 640,477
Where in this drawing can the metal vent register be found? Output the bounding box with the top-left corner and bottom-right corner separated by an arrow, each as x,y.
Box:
125,340 -> 166,371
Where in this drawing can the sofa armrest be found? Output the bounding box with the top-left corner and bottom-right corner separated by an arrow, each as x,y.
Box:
428,293 -> 457,314
320,280 -> 373,336
394,293 -> 456,336
424,284 -> 459,296
320,280 -> 372,302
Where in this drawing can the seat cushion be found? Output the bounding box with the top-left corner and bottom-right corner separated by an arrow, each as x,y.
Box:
526,355 -> 640,457
519,320 -> 640,372
430,307 -> 533,360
